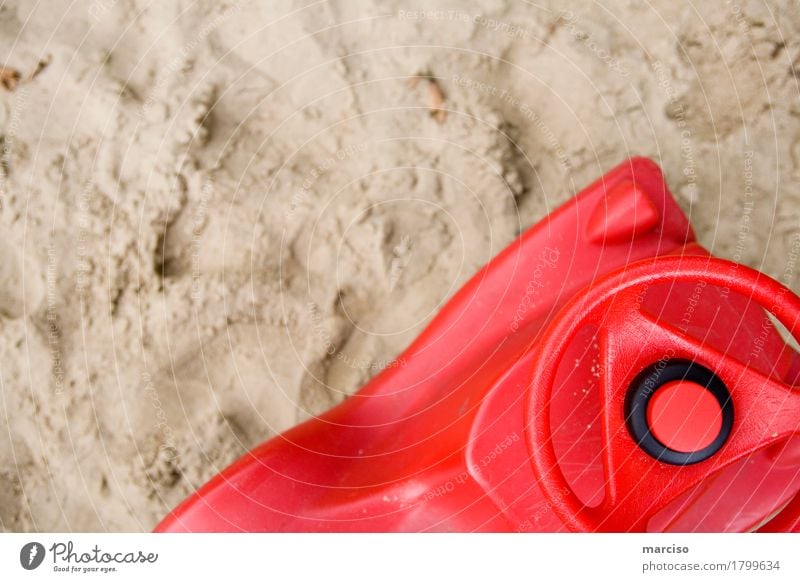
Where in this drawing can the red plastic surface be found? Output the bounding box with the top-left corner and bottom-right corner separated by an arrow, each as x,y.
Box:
527,254 -> 800,532
155,158 -> 800,533
647,380 -> 723,453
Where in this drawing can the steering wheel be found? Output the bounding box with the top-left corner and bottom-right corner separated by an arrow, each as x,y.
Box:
527,255 -> 800,532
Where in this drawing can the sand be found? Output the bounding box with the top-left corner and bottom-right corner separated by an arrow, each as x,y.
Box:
0,0 -> 799,531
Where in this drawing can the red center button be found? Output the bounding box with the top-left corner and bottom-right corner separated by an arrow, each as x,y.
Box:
646,380 -> 723,453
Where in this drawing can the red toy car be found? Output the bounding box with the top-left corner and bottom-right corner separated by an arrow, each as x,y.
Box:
156,158 -> 800,533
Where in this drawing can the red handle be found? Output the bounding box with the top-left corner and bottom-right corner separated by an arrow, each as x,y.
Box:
527,255 -> 800,532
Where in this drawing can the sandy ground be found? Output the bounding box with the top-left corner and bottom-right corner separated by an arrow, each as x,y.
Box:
0,0 -> 799,531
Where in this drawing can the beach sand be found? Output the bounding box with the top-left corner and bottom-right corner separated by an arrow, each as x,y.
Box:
0,0 -> 799,531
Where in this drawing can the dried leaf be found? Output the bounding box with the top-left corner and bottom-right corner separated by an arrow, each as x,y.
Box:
427,79 -> 446,124
407,72 -> 447,124
0,67 -> 21,91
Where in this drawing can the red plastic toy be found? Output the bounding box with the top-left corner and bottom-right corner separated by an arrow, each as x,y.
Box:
156,158 -> 800,533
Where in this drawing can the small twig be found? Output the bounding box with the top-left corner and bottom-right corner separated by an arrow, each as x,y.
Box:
26,54 -> 52,82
